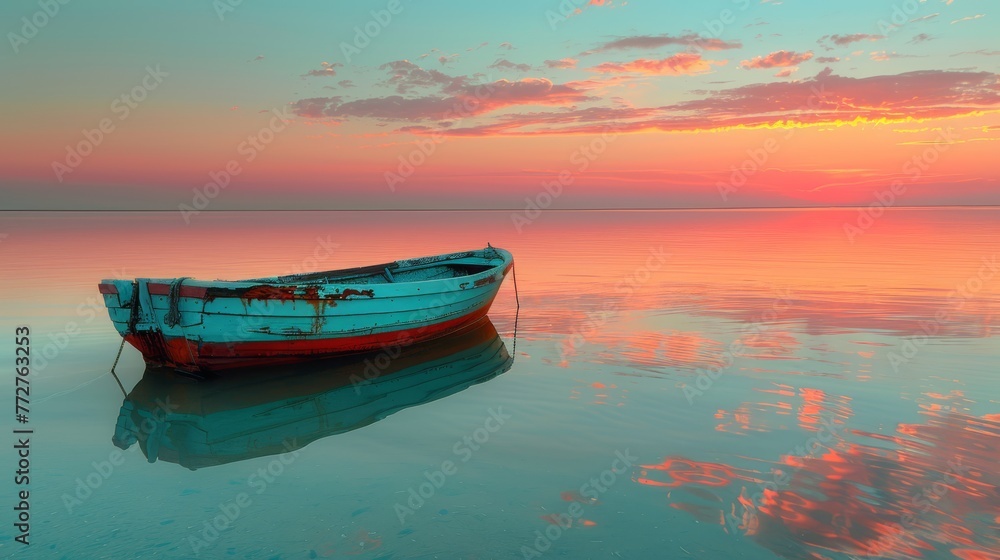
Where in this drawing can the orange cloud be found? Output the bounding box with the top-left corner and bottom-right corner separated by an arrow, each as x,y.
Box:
402,69 -> 1000,137
741,50 -> 814,69
591,53 -> 726,76
544,58 -> 578,69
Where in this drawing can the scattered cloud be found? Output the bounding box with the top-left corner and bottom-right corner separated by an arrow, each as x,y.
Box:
951,14 -> 985,24
819,34 -> 885,50
544,58 -> 578,69
909,33 -> 934,44
378,60 -> 468,94
582,33 -> 742,55
741,50 -> 814,69
302,61 -> 342,78
951,50 -> 1000,57
488,58 -> 532,72
909,13 -> 940,23
870,51 -> 922,62
292,78 -> 595,122
592,53 -> 727,76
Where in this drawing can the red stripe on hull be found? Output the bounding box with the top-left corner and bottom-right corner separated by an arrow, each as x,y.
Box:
125,301 -> 496,373
146,283 -> 209,299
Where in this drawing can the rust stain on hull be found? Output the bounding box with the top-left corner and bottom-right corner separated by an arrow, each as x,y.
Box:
328,288 -> 374,300
474,275 -> 496,288
236,286 -> 375,335
225,285 -> 375,303
241,285 -> 299,301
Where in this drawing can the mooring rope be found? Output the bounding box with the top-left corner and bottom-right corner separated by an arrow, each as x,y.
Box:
111,279 -> 143,398
109,336 -> 128,398
126,280 -> 140,334
164,277 -> 190,328
512,263 -> 520,357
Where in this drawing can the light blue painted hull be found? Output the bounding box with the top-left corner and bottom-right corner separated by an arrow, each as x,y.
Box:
99,247 -> 513,372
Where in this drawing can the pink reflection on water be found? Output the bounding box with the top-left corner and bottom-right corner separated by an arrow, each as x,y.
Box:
714,386 -> 853,436
638,408 -> 1000,559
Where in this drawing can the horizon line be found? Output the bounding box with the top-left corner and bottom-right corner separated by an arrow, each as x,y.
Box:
1,205 -> 999,213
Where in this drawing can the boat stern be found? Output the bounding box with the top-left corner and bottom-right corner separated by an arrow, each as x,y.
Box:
98,279 -> 137,337
99,278 -> 201,371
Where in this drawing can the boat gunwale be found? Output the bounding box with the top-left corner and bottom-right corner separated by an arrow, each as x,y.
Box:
99,247 -> 512,294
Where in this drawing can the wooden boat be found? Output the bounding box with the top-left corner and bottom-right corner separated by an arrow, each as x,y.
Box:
111,317 -> 512,469
99,246 -> 513,373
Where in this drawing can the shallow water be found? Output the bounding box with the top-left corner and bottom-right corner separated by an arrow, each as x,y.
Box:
0,209 -> 998,559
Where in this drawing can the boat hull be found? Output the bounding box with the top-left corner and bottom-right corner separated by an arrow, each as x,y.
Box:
99,247 -> 513,372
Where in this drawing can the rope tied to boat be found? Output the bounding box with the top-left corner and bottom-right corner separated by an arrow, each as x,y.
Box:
110,280 -> 144,398
109,337 -> 128,398
164,277 -> 191,328
511,263 -> 520,357
126,280 -> 140,335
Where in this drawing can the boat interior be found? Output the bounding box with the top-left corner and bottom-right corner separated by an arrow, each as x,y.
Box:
270,261 -> 496,285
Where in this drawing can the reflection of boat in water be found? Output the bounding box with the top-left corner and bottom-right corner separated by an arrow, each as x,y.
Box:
112,317 -> 512,470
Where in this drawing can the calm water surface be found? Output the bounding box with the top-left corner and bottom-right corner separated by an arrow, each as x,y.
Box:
0,209 -> 997,559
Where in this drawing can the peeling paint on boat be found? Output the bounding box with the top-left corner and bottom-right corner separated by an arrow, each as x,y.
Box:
98,246 -> 513,373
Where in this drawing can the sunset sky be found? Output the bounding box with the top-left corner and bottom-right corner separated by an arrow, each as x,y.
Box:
1,0 -> 998,209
